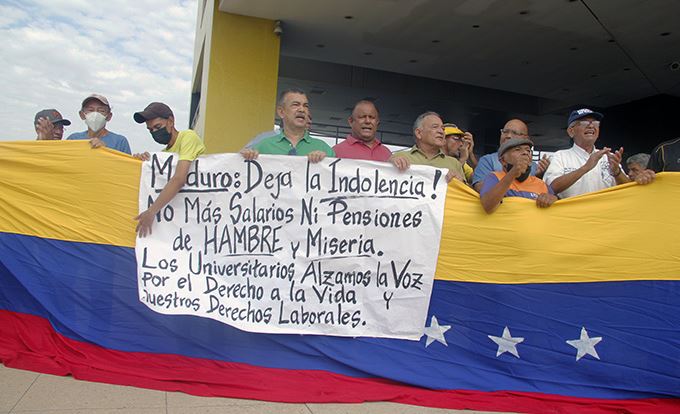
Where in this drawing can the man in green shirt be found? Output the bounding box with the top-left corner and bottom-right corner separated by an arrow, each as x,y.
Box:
240,89 -> 334,163
392,111 -> 466,183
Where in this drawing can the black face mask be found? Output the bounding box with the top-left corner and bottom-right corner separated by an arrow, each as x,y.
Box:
151,127 -> 171,145
505,163 -> 531,182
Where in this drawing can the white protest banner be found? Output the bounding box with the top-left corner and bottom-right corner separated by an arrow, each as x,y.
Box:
136,153 -> 447,340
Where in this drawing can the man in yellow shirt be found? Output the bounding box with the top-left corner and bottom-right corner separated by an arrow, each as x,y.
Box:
132,102 -> 206,237
443,123 -> 475,182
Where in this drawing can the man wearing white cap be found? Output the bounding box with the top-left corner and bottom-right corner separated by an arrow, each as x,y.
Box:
66,94 -> 131,154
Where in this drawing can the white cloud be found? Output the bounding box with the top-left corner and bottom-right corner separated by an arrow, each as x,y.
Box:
0,0 -> 197,154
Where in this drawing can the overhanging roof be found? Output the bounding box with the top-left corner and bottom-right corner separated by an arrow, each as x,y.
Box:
219,0 -> 680,107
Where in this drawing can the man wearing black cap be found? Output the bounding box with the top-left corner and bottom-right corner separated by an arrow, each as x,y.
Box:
479,138 -> 556,213
543,108 -> 654,198
132,102 -> 206,237
66,94 -> 131,154
34,109 -> 71,140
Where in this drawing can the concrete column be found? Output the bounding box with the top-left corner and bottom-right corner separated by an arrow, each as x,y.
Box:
192,2 -> 280,153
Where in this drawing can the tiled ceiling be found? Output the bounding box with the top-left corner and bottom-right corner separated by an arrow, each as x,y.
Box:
219,0 -> 680,107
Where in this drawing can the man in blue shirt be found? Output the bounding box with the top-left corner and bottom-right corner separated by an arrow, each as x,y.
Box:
471,119 -> 549,192
67,94 -> 131,154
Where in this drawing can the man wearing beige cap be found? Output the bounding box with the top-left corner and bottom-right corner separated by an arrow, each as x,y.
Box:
479,138 -> 557,213
132,102 -> 206,237
34,109 -> 71,140
66,94 -> 131,154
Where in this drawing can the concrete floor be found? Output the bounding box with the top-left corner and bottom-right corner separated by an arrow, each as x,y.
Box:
0,363 -> 507,414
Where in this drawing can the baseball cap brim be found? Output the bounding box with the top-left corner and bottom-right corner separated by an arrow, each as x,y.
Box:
498,138 -> 534,158
444,126 -> 464,136
133,109 -> 160,124
133,111 -> 152,123
54,119 -> 71,126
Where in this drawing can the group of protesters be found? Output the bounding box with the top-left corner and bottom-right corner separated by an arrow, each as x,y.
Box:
34,93 -> 205,236
34,88 -> 679,235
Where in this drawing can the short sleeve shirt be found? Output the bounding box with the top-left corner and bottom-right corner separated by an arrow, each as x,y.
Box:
67,130 -> 131,155
392,146 -> 465,181
165,130 -> 206,161
480,171 -> 553,199
254,131 -> 335,157
332,135 -> 392,162
543,144 -> 617,199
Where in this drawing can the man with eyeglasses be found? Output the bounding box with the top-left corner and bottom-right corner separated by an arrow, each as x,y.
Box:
543,108 -> 654,199
443,123 -> 476,182
471,119 -> 550,192
240,88 -> 334,163
66,94 -> 131,154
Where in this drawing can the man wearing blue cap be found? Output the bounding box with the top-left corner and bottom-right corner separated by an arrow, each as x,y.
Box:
543,108 -> 654,198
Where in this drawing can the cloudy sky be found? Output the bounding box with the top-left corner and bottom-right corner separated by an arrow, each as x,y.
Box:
0,0 -> 197,153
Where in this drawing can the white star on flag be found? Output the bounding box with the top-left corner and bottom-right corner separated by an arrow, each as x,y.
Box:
422,315 -> 451,347
488,326 -> 524,358
566,327 -> 602,361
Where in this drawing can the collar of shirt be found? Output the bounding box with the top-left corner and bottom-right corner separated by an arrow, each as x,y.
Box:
571,143 -> 597,158
410,145 -> 445,159
345,134 -> 382,147
276,130 -> 311,144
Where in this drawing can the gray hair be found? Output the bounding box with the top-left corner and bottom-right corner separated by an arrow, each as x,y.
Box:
277,88 -> 306,106
626,153 -> 650,168
413,111 -> 441,135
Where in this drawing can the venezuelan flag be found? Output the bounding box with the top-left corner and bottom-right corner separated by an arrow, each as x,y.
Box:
1,141 -> 679,413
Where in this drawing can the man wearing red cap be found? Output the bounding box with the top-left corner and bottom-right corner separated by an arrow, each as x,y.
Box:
132,102 -> 206,237
66,94 -> 131,154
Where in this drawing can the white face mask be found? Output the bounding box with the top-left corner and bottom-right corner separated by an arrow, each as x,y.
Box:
84,111 -> 107,133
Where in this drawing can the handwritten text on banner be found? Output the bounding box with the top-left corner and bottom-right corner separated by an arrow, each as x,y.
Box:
136,154 -> 447,340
